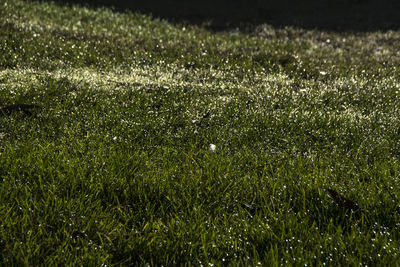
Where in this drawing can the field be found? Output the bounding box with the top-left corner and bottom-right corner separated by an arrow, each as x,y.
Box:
1,0 -> 400,265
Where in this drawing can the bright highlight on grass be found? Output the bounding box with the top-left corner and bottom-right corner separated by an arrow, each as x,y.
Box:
0,0 -> 399,265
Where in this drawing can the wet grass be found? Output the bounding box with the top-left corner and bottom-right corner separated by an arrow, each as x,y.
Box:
1,0 -> 400,265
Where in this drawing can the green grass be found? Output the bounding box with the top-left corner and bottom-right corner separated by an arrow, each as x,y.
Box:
1,0 -> 400,265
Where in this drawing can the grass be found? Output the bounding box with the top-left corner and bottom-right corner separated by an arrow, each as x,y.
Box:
1,0 -> 400,265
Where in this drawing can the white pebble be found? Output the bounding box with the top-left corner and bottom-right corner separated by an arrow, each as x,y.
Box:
209,144 -> 216,151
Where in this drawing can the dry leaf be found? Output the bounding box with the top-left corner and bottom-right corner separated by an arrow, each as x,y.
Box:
327,188 -> 359,211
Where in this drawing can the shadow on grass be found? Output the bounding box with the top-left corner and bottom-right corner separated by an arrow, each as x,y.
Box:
28,0 -> 400,32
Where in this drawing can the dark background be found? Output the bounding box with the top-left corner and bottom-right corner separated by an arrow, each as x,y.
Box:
36,0 -> 400,31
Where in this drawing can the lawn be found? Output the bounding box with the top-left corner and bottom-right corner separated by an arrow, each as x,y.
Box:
1,0 -> 400,265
